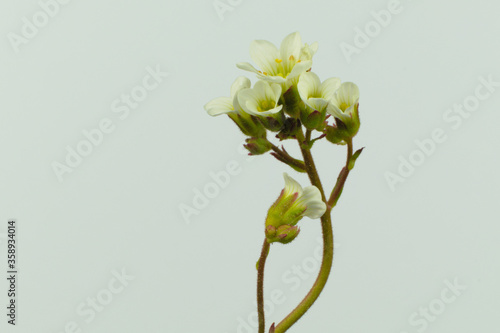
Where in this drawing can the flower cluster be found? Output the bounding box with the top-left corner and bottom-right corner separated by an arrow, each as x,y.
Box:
204,32 -> 361,244
205,32 -> 361,148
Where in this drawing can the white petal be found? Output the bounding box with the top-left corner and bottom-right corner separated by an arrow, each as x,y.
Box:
253,80 -> 270,98
320,77 -> 341,100
230,76 -> 251,100
204,97 -> 234,116
299,42 -> 318,62
237,88 -> 260,115
297,72 -> 321,102
300,186 -> 326,219
271,83 -> 282,104
255,104 -> 283,115
280,32 -> 302,63
236,62 -> 260,74
258,74 -> 287,84
326,103 -> 350,123
309,42 -> 319,57
283,173 -> 303,197
287,59 -> 312,80
249,40 -> 280,75
306,98 -> 329,112
336,82 -> 360,106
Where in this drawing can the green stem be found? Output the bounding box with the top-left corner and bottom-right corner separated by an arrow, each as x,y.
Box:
270,144 -> 306,172
327,139 -> 353,208
295,129 -> 325,199
257,239 -> 271,333
274,135 -> 353,333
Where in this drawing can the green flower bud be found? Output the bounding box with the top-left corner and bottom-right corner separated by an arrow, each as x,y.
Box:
244,137 -> 272,155
265,173 -> 326,244
266,225 -> 301,244
276,118 -> 300,141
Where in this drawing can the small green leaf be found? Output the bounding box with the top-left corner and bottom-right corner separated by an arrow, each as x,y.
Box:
348,147 -> 364,170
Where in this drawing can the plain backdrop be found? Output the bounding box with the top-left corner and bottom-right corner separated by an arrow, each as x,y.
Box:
1,0 -> 499,332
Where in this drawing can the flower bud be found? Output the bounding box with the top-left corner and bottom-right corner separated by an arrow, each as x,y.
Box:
244,137 -> 272,155
265,173 -> 326,244
266,225 -> 301,244
276,118 -> 300,141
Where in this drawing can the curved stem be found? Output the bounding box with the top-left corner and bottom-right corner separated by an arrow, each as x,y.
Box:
275,208 -> 333,333
257,239 -> 271,333
274,135 -> 354,333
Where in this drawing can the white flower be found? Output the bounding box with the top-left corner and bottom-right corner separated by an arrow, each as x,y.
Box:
297,72 -> 341,112
204,76 -> 266,137
266,173 -> 327,229
236,32 -> 318,89
326,82 -> 361,137
282,173 -> 326,219
327,82 -> 359,122
237,80 -> 283,116
204,76 -> 251,116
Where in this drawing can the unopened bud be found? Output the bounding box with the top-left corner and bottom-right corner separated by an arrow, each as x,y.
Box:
267,225 -> 300,244
276,118 -> 300,141
244,137 -> 272,155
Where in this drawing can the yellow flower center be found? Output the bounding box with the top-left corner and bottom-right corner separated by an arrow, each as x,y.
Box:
257,100 -> 275,112
339,102 -> 350,111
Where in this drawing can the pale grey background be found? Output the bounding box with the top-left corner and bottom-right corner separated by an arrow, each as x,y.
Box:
1,0 -> 499,332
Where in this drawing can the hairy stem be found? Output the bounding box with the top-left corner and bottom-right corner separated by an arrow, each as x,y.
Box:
327,139 -> 353,208
270,144 -> 306,172
274,134 -> 354,333
257,239 -> 271,333
295,129 -> 325,199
